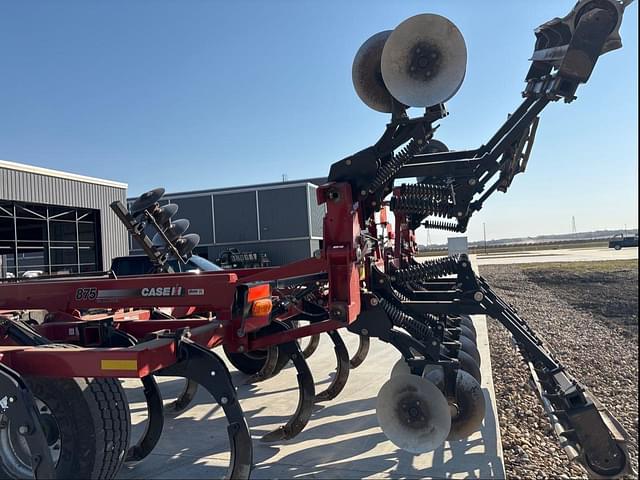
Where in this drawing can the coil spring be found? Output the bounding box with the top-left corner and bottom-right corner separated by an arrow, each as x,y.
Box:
400,183 -> 452,202
390,194 -> 458,219
407,281 -> 426,291
366,138 -> 424,194
390,285 -> 409,302
391,255 -> 461,283
423,219 -> 466,233
379,298 -> 431,340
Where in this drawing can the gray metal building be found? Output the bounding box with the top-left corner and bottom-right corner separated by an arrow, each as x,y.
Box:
129,178 -> 327,266
0,160 -> 128,278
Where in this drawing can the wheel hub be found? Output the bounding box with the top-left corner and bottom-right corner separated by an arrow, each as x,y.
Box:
0,398 -> 61,478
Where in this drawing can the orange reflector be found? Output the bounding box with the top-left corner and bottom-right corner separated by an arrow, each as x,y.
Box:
251,298 -> 273,317
247,284 -> 270,302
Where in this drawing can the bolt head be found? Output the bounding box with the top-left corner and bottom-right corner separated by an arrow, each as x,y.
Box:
345,159 -> 352,166
220,396 -> 228,405
473,291 -> 484,302
370,297 -> 379,307
237,345 -> 245,353
210,371 -> 216,376
18,425 -> 29,435
361,328 -> 369,336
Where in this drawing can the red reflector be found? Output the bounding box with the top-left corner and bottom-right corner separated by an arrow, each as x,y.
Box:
247,284 -> 270,302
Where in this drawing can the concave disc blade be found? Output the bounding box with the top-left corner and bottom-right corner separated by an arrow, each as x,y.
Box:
376,373 -> 451,453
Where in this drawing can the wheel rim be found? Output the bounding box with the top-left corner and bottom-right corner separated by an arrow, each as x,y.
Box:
0,398 -> 61,478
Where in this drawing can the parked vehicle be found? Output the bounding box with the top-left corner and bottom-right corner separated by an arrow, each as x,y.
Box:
110,254 -> 222,276
21,270 -> 43,278
608,233 -> 638,250
216,248 -> 271,269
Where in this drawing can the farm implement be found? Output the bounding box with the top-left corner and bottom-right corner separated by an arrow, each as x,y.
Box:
0,0 -> 634,478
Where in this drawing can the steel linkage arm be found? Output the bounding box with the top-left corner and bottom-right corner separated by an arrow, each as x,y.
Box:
476,277 -> 632,478
384,254 -> 633,477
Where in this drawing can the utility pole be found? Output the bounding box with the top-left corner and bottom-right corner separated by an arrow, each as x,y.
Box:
281,173 -> 288,182
483,222 -> 487,254
571,216 -> 577,236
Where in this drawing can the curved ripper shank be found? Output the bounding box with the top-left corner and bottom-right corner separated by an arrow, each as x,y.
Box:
260,340 -> 315,442
349,334 -> 370,369
155,336 -> 253,480
315,330 -> 350,402
163,379 -> 199,415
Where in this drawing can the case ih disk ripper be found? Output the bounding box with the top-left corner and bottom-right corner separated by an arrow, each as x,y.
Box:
0,1 -> 635,478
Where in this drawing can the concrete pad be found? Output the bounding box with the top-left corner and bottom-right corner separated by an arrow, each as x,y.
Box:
118,315 -> 504,479
476,246 -> 638,265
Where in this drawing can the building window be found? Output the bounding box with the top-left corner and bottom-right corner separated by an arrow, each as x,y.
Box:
0,201 -> 101,278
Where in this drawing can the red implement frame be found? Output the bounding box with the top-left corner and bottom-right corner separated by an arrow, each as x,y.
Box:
0,181 -> 362,369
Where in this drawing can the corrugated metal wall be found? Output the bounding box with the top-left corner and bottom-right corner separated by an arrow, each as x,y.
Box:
128,181 -> 325,266
0,167 -> 128,268
307,184 -> 325,238
258,186 -> 309,240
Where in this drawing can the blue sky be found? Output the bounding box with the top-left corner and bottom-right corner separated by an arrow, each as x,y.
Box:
0,1 -> 637,244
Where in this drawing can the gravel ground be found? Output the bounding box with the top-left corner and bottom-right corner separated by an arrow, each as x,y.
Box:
481,263 -> 638,479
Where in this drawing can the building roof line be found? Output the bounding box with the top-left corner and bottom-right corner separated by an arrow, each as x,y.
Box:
0,159 -> 128,189
127,177 -> 328,201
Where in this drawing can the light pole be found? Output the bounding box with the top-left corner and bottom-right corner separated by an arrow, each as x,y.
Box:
483,222 -> 487,254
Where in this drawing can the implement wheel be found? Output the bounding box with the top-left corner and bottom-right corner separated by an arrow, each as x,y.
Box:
223,346 -> 268,375
0,376 -> 130,479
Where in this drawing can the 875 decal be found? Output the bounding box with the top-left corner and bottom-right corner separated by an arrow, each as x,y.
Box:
75,287 -> 98,300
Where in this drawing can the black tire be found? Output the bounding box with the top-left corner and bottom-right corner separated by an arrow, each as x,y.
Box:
224,321 -> 295,375
614,244 -> 622,250
223,346 -> 268,374
0,376 -> 130,479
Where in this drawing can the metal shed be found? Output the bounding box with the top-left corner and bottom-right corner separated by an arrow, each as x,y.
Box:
0,159 -> 128,277
128,178 -> 327,266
